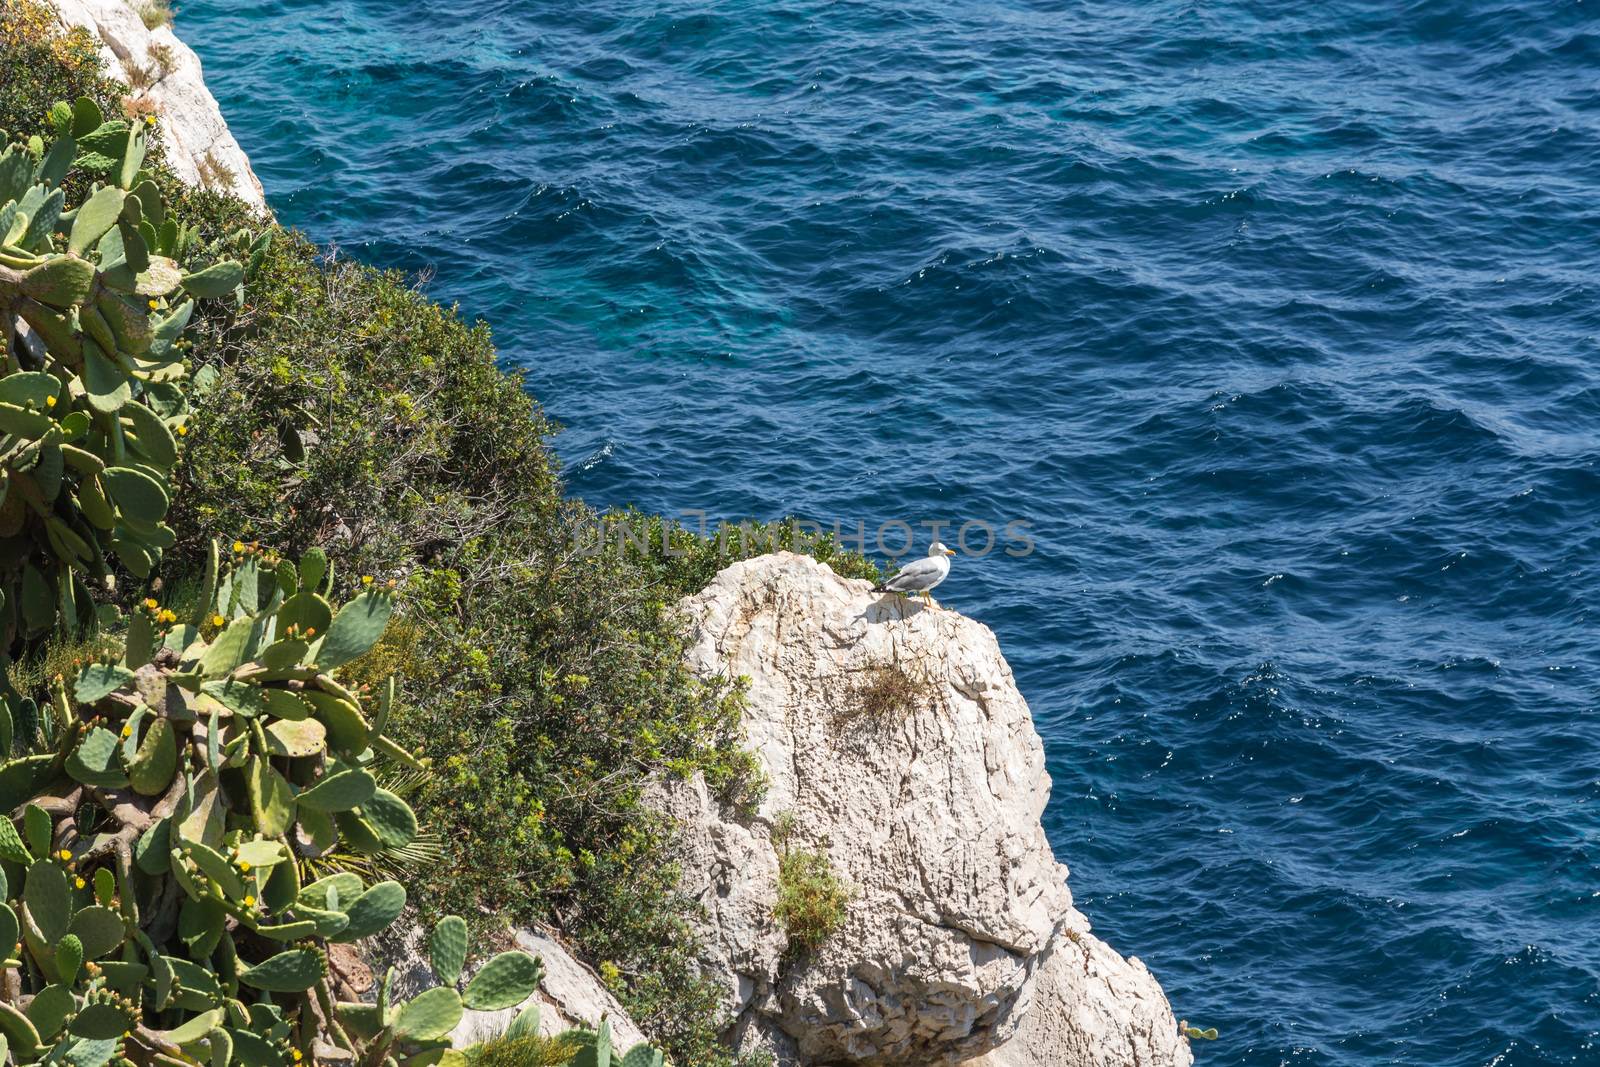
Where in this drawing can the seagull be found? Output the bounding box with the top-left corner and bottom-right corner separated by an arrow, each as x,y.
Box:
872,541 -> 957,606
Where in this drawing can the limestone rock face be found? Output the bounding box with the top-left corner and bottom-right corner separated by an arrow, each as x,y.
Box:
51,0 -> 267,209
967,911 -> 1194,1067
662,552 -> 1191,1067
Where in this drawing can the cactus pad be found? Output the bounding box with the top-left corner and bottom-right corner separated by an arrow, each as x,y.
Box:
317,590 -> 393,669
461,951 -> 542,1012
619,1046 -> 664,1067
66,905 -> 125,960
69,1000 -> 137,1041
334,881 -> 406,942
127,716 -> 177,795
295,768 -> 375,812
428,916 -> 468,986
361,788 -> 418,849
392,987 -> 463,1042
237,948 -> 326,993
22,862 -> 70,942
22,985 -> 70,1040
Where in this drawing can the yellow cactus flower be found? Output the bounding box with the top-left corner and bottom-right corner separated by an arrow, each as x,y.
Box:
147,299 -> 159,310
211,614 -> 225,628
120,725 -> 132,738
45,395 -> 56,408
232,540 -> 245,554
238,861 -> 251,873
361,575 -> 374,585
143,598 -> 158,610
177,424 -> 189,437
242,894 -> 256,907
74,877 -> 85,889
57,849 -> 71,861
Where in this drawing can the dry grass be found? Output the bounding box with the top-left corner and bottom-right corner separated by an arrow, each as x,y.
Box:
857,663 -> 920,719
196,148 -> 236,190
120,56 -> 155,90
832,661 -> 927,730
135,0 -> 172,30
147,41 -> 175,76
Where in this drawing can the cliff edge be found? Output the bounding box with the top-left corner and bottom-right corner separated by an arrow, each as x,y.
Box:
657,552 -> 1191,1066
51,0 -> 266,208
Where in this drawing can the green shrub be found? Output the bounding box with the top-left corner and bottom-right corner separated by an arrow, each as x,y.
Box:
0,1 -> 109,136
771,819 -> 851,956
601,509 -> 880,598
134,0 -> 171,31
472,1010 -> 664,1067
0,0 -> 180,206
774,850 -> 851,955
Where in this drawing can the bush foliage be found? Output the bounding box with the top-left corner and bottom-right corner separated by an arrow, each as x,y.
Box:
770,817 -> 851,957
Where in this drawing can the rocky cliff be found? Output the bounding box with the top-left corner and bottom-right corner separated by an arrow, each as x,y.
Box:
50,0 -> 266,208
34,7 -> 1191,1057
653,553 -> 1191,1066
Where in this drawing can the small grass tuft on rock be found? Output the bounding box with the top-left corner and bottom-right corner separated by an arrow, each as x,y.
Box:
136,0 -> 172,29
772,816 -> 851,956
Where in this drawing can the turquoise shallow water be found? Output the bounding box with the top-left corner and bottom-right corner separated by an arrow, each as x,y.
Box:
176,2 -> 1600,1063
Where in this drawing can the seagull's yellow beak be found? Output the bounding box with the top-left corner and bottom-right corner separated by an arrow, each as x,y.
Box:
943,547 -> 956,556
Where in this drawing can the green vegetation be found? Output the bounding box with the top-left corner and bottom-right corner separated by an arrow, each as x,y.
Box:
603,510 -> 879,596
0,93 -> 255,649
167,216 -> 767,1059
472,1012 -> 660,1067
0,100 -> 668,1066
770,816 -> 851,956
0,8 -> 881,1064
0,3 -> 112,144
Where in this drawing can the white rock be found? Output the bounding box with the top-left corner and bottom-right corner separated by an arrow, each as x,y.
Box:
661,552 -> 1192,1066
967,911 -> 1194,1067
50,0 -> 267,209
451,927 -> 649,1052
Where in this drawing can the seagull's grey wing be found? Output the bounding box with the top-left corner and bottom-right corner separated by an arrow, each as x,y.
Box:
882,557 -> 942,591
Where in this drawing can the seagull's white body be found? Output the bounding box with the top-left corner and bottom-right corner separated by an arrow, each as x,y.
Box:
874,542 -> 956,598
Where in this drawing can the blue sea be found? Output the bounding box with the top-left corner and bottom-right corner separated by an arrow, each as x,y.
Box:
177,2 -> 1600,1063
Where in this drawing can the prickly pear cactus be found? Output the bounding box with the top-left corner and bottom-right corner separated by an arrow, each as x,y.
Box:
335,913 -> 562,1067
0,539 -> 437,1065
0,97 -> 266,645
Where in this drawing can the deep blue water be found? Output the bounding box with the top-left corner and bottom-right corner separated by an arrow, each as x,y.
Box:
177,2 -> 1600,1063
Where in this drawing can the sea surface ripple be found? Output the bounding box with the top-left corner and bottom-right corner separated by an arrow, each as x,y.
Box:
178,2 -> 1600,1063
